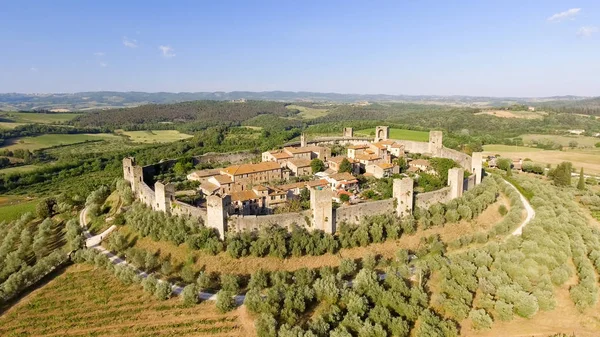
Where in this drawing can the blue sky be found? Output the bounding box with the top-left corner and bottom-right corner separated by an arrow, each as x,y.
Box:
1,0 -> 599,96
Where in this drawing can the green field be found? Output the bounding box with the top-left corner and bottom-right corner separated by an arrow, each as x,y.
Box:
0,121 -> 27,129
356,128 -> 429,141
0,196 -> 37,222
286,104 -> 330,119
0,164 -> 42,175
2,133 -> 120,151
121,130 -> 193,143
0,111 -> 80,124
521,134 -> 600,148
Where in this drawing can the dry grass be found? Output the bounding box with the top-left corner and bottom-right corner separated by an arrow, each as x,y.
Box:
116,195 -> 510,275
0,264 -> 248,337
461,273 -> 600,337
475,110 -> 547,119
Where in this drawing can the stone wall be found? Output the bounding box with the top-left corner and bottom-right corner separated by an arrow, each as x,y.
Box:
415,187 -> 451,209
391,139 -> 430,154
193,151 -> 255,166
441,148 -> 472,172
137,182 -> 156,207
170,201 -> 207,223
228,210 -> 311,232
334,199 -> 395,224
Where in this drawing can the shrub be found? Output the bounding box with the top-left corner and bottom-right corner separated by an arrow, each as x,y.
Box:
182,284 -> 199,305
469,308 -> 493,330
220,274 -> 240,293
216,290 -> 236,313
498,205 -> 508,216
154,281 -> 172,300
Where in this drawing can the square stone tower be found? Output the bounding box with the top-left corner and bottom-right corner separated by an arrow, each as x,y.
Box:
471,152 -> 483,185
448,167 -> 465,199
375,126 -> 389,142
393,177 -> 414,217
429,131 -> 443,157
343,127 -> 353,138
300,133 -> 307,147
123,157 -> 136,184
207,195 -> 230,240
310,187 -> 334,234
154,181 -> 175,213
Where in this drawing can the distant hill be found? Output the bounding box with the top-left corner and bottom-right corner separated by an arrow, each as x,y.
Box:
536,97 -> 600,116
73,100 -> 296,129
0,91 -> 596,112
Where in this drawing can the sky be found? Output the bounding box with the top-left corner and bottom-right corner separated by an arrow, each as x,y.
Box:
1,0 -> 599,97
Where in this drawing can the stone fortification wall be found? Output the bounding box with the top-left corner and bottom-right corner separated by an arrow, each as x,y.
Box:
392,139 -> 430,154
465,175 -> 476,191
193,151 -> 255,166
228,210 -> 311,232
334,199 -> 395,224
441,148 -> 472,172
170,201 -> 207,223
415,187 -> 451,209
137,182 -> 156,207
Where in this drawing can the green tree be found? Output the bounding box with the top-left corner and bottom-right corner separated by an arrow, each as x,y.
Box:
339,158 -> 352,173
311,158 -> 325,173
340,194 -> 350,203
216,290 -> 236,313
36,197 -> 57,219
577,167 -> 585,190
569,140 -> 578,149
496,158 -> 512,172
182,284 -> 199,305
550,161 -> 572,186
154,281 -> 172,300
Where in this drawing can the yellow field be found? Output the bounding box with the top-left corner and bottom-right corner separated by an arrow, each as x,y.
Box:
0,264 -> 248,337
475,110 -> 547,119
121,130 -> 193,143
2,133 -> 120,151
483,145 -> 600,175
521,133 -> 600,148
286,104 -> 330,119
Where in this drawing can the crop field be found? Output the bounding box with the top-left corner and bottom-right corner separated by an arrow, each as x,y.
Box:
0,195 -> 37,222
121,130 -> 193,143
0,264 -> 246,337
0,111 -> 81,124
521,133 -> 600,148
1,133 -> 120,151
483,145 -> 600,175
115,193 -> 510,276
44,138 -> 144,158
356,128 -> 429,141
286,104 -> 330,119
475,110 -> 547,119
0,121 -> 27,129
0,164 -> 42,175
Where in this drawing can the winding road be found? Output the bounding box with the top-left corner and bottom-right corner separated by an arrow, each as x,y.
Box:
78,178 -> 534,302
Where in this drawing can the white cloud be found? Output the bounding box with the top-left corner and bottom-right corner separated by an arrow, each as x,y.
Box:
30,67 -> 38,72
99,62 -> 108,67
123,36 -> 138,48
159,45 -> 176,58
577,26 -> 599,37
93,52 -> 105,57
547,8 -> 581,22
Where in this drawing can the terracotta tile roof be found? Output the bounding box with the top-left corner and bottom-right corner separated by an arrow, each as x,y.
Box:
390,143 -> 404,148
284,146 -> 313,154
329,172 -> 357,181
378,139 -> 396,145
354,153 -> 381,161
253,185 -> 269,191
348,144 -> 369,150
200,182 -> 219,193
328,156 -> 352,164
189,168 -> 220,178
287,158 -> 312,168
276,181 -> 306,191
307,179 -> 329,187
222,162 -> 281,176
230,190 -> 258,202
270,151 -> 293,160
371,143 -> 386,149
377,162 -> 394,169
212,174 -> 233,184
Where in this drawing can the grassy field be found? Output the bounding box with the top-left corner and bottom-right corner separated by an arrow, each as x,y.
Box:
0,121 -> 27,129
475,110 -> 547,119
121,130 -> 193,143
483,145 -> 600,175
1,133 -> 119,151
0,164 -> 42,175
356,128 -> 429,142
286,104 -> 330,119
0,195 -> 37,222
0,264 -> 248,337
0,111 -> 80,124
521,133 -> 600,148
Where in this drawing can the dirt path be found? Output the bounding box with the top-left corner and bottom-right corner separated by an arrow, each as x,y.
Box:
502,179 -> 535,236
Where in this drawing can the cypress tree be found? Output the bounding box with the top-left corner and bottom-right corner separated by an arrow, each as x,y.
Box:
577,167 -> 585,190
